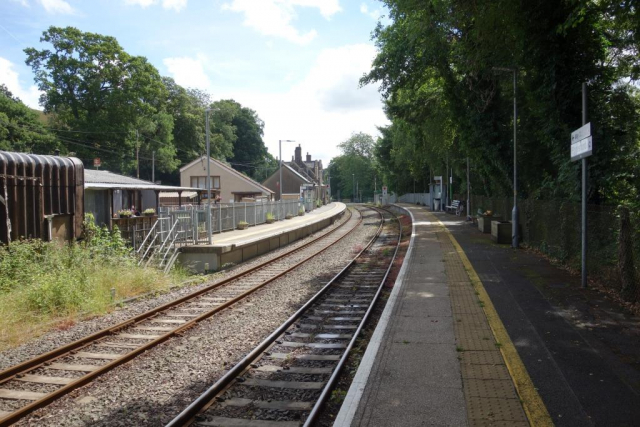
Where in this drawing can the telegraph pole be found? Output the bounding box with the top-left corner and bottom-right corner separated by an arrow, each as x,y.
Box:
136,130 -> 140,178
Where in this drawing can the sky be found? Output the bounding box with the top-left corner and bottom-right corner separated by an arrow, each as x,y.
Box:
0,0 -> 390,166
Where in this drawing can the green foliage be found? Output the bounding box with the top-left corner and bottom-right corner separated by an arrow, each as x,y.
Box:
328,132 -> 379,201
0,85 -> 60,154
0,213 -> 187,347
24,26 -> 175,174
265,212 -> 275,221
365,1 -> 640,209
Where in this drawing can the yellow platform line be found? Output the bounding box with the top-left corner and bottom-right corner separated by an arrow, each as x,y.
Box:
434,216 -> 554,427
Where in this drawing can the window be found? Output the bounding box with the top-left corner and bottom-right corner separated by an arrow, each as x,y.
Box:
191,176 -> 220,189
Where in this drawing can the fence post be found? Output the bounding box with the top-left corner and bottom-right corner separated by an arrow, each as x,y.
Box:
219,202 -> 222,233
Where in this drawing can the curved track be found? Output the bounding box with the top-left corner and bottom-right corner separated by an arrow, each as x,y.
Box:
167,207 -> 401,427
0,208 -> 360,426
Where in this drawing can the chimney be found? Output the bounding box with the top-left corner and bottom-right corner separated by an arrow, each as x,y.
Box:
295,144 -> 302,164
306,153 -> 311,162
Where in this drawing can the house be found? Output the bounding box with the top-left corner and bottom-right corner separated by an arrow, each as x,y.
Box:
84,170 -> 201,227
262,145 -> 327,202
263,162 -> 314,201
179,155 -> 274,203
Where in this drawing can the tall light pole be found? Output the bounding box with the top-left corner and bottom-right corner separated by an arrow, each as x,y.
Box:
493,67 -> 519,248
205,108 -> 212,245
279,139 -> 295,201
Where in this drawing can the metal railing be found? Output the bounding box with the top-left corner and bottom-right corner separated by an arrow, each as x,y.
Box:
135,199 -> 320,267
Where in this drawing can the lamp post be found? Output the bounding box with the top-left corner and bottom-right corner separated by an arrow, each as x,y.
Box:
279,139 -> 295,201
493,67 -> 519,248
205,108 -> 212,245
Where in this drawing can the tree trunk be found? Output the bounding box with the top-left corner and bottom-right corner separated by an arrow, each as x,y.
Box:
618,206 -> 638,303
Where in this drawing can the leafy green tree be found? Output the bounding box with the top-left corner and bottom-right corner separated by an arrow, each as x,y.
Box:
24,26 -> 176,174
363,0 -> 640,208
0,85 -> 60,154
328,133 -> 378,201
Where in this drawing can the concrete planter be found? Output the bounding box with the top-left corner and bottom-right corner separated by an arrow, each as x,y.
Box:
237,222 -> 249,230
478,215 -> 501,233
265,218 -> 275,224
491,221 -> 512,244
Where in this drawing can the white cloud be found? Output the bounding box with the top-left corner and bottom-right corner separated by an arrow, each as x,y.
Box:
163,44 -> 386,166
10,0 -> 30,7
0,57 -> 42,109
124,0 -> 155,7
163,56 -> 211,89
212,44 -> 387,166
360,3 -> 381,20
162,0 -> 187,11
38,0 -> 75,14
221,0 -> 341,45
124,0 -> 187,11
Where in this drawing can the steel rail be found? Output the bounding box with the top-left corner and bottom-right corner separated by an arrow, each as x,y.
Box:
166,207 -> 397,427
304,207 -> 401,426
0,208 -> 356,427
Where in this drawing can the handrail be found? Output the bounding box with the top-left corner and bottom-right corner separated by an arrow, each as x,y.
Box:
136,220 -> 158,255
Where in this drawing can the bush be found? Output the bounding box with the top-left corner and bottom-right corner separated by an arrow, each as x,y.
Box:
0,214 -> 187,347
266,212 -> 275,221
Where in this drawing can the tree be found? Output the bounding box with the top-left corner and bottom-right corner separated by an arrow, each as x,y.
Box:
328,133 -> 378,201
363,0 -> 640,208
0,85 -> 60,154
24,26 -> 176,174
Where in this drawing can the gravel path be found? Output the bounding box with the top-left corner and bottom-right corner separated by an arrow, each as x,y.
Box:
12,207 -> 381,426
0,209 -> 351,370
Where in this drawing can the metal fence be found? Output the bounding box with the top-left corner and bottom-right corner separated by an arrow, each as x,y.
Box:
156,199 -> 315,245
398,192 -> 431,206
460,194 -> 639,297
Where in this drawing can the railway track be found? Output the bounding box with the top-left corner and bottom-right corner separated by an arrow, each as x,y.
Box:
166,207 -> 401,427
0,207 -> 362,426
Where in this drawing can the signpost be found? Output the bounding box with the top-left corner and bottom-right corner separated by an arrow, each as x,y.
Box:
571,83 -> 591,289
93,158 -> 101,170
571,123 -> 592,161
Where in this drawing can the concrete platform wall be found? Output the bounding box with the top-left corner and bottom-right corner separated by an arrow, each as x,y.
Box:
178,209 -> 344,273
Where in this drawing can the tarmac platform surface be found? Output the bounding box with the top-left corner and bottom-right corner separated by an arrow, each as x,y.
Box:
208,202 -> 346,248
336,204 -> 640,426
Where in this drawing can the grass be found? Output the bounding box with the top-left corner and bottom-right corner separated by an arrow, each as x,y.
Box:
0,215 -> 189,349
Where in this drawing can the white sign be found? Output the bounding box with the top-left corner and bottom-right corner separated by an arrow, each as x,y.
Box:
571,136 -> 592,161
571,122 -> 593,161
571,123 -> 591,144
382,186 -> 388,196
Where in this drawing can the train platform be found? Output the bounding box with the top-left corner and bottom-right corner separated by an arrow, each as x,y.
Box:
335,204 -> 544,427
178,202 -> 346,272
337,203 -> 640,427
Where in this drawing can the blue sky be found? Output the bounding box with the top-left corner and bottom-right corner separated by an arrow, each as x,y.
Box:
0,0 -> 389,165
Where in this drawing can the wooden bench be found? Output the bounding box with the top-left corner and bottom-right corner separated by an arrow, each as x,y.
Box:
445,200 -> 461,214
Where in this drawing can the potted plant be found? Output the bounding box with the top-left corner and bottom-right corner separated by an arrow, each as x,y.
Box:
298,207 -> 305,216
477,210 -> 501,233
265,212 -> 275,224
237,220 -> 249,230
143,208 -> 156,217
285,213 -> 294,220
118,209 -> 133,219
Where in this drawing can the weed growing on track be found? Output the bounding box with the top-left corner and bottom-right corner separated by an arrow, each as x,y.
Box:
0,214 -> 188,349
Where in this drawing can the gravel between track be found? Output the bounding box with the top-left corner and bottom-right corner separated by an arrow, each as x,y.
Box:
0,208 -> 351,370
10,207 -> 381,426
